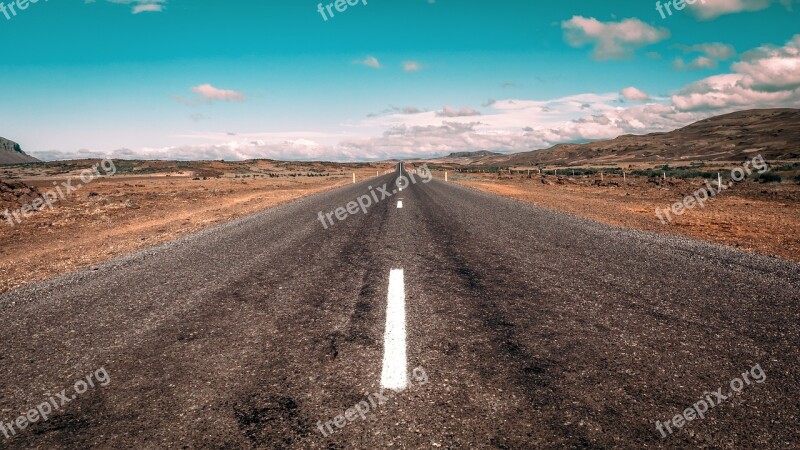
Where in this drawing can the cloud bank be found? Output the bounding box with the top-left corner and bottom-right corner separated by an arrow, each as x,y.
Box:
31,36 -> 800,162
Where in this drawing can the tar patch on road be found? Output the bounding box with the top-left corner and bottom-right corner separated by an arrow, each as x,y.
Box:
233,394 -> 311,448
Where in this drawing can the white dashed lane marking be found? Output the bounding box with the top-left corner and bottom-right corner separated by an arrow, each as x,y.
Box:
381,269 -> 407,390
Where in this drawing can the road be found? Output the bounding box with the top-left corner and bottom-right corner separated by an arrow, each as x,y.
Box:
1,164 -> 798,449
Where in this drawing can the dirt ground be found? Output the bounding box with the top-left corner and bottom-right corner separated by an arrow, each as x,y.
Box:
3,160 -> 797,294
0,161 -> 390,293
455,172 -> 800,262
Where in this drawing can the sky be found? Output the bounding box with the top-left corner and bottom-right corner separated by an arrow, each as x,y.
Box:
0,0 -> 798,161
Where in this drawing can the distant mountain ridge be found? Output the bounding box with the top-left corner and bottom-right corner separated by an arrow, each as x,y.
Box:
0,137 -> 39,165
446,151 -> 502,158
428,109 -> 800,166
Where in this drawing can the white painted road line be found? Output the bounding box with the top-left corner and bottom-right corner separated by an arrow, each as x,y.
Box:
397,201 -> 403,209
381,269 -> 407,390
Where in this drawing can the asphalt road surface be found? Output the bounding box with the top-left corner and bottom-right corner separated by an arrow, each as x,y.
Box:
1,164 -> 798,449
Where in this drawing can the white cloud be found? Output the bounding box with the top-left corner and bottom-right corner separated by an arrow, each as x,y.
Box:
672,34 -> 800,109
172,84 -> 245,105
681,42 -> 737,60
403,61 -> 422,72
132,4 -> 163,13
732,35 -> 800,90
368,105 -> 425,117
55,140 -> 329,162
562,16 -> 670,60
337,92 -> 684,157
674,56 -> 719,70
182,84 -> 245,103
31,131 -> 368,162
670,74 -> 789,110
436,106 -> 481,117
673,42 -> 736,70
356,56 -> 382,69
332,101 -> 706,159
620,87 -> 650,101
96,0 -> 167,14
686,0 -> 798,19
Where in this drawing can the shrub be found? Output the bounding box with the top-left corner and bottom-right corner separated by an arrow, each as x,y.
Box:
630,168 -> 714,179
755,172 -> 782,183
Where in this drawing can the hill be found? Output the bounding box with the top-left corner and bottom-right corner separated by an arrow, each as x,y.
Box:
0,137 -> 40,165
449,109 -> 800,166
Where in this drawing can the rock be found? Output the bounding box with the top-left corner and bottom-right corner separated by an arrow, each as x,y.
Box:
0,180 -> 42,210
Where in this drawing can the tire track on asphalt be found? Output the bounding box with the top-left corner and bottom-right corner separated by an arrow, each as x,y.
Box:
415,184 -> 558,396
227,177 -> 398,449
414,181 -> 608,448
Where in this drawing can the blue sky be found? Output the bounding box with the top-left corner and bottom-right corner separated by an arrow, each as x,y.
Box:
1,0 -> 798,161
